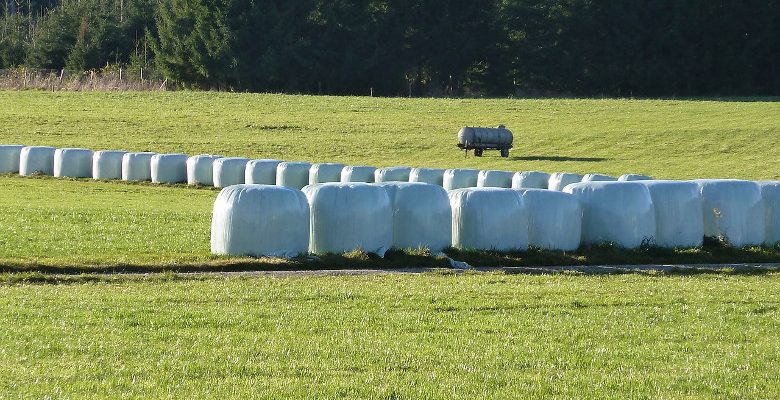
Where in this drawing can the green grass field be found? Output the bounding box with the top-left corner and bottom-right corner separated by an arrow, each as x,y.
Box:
2,273 -> 780,398
2,91 -> 780,398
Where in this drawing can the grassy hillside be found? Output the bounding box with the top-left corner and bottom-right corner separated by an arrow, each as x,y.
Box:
1,91 -> 778,180
2,272 -> 779,398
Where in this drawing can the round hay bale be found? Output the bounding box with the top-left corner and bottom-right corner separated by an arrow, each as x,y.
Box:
449,188 -> 529,251
302,183 -> 392,256
548,172 -> 584,191
619,174 -> 653,181
581,173 -> 617,182
564,181 -> 656,249
151,153 -> 188,184
375,166 -> 412,182
0,145 -> 24,173
695,179 -> 765,247
477,170 -> 514,188
340,165 -> 376,183
641,180 -> 704,248
93,151 -> 127,180
211,184 -> 310,257
759,181 -> 780,246
309,163 -> 346,184
511,171 -> 550,189
443,169 -> 479,191
187,155 -> 222,186
516,189 -> 582,251
213,157 -> 250,188
122,152 -> 156,181
245,159 -> 282,185
409,168 -> 445,186
276,161 -> 312,189
376,182 -> 451,251
20,146 -> 56,176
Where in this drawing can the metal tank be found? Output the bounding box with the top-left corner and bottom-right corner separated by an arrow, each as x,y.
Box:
456,125 -> 513,157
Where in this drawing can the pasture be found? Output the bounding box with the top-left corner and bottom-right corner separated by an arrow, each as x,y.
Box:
1,91 -> 780,398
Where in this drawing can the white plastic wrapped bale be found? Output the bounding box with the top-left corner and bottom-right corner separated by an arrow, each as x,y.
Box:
210,184 -> 310,257
512,171 -> 550,189
340,165 -> 376,183
548,172 -> 585,191
695,179 -> 765,247
449,188 -> 529,251
409,168 -> 445,186
19,146 -> 56,176
213,157 -> 250,188
54,148 -> 94,178
477,170 -> 514,188
759,181 -> 780,246
187,154 -> 221,186
376,182 -> 451,251
564,182 -> 656,248
517,189 -> 582,251
375,166 -> 412,182
122,152 -> 156,181
581,173 -> 617,182
443,169 -> 480,190
151,153 -> 188,184
641,180 -> 704,248
619,174 -> 653,181
309,163 -> 346,184
245,159 -> 282,185
276,161 -> 312,189
93,150 -> 127,180
0,145 -> 24,173
303,183 -> 392,256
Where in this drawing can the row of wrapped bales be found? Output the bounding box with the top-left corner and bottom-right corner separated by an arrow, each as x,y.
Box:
512,171 -> 550,189
93,151 -> 127,180
375,166 -> 412,182
245,159 -> 282,185
477,170 -> 514,188
309,163 -> 345,184
187,154 -> 221,186
410,168 -> 445,186
20,146 -> 56,176
341,165 -> 376,182
122,152 -> 156,181
0,145 -> 24,173
151,153 -> 188,184
54,148 -> 93,178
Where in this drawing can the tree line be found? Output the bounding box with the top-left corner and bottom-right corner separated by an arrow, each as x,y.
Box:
1,0 -> 778,96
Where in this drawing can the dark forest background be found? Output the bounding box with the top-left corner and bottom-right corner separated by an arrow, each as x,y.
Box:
1,0 -> 778,96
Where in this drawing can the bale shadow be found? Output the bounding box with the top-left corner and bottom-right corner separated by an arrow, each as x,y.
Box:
509,155 -> 609,162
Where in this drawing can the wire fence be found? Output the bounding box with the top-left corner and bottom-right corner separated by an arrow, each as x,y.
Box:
0,68 -> 167,91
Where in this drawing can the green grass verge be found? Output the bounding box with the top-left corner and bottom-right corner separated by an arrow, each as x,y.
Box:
2,174 -> 780,270
1,273 -> 779,398
1,91 -> 779,179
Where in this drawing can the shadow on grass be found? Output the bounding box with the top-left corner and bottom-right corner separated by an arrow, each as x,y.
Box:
508,155 -> 609,162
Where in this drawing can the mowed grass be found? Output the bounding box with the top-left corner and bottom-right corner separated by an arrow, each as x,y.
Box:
1,273 -> 779,398
1,91 -> 778,179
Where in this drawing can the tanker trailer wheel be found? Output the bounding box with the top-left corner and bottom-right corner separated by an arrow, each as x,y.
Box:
500,148 -> 509,158
474,148 -> 484,157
